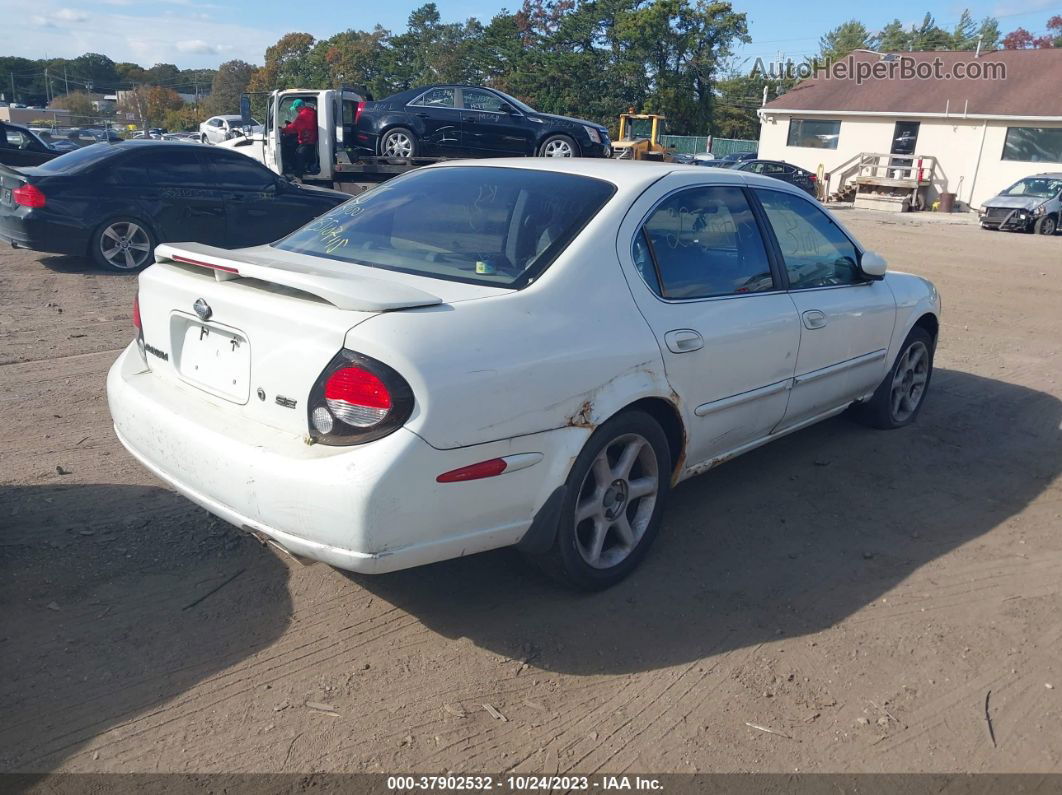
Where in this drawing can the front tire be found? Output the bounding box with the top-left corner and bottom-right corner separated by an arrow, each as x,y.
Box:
1034,214 -> 1058,236
852,327 -> 934,429
537,134 -> 578,158
90,218 -> 156,273
526,411 -> 670,590
379,127 -> 417,158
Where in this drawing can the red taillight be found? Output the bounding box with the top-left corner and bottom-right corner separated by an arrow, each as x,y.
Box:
324,366 -> 392,427
133,293 -> 142,331
436,458 -> 508,483
354,101 -> 366,124
809,174 -> 817,183
13,183 -> 46,208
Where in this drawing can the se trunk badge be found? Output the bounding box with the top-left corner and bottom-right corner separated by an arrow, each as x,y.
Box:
193,298 -> 212,321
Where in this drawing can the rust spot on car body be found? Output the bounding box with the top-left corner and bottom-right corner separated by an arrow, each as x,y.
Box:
567,400 -> 595,428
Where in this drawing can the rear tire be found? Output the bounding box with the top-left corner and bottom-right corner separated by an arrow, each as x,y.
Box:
90,218 -> 156,273
379,127 -> 417,158
524,411 -> 670,590
1034,214 -> 1058,236
852,327 -> 934,429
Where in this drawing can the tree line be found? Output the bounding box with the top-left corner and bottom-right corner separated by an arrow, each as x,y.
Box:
2,4 -> 1059,138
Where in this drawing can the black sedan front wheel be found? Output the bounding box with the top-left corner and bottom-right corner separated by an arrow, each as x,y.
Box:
91,218 -> 155,273
538,135 -> 578,158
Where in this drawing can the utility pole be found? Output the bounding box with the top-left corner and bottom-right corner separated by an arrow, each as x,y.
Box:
64,65 -> 69,96
45,67 -> 50,104
10,73 -> 15,104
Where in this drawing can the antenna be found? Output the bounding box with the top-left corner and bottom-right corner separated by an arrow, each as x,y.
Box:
975,35 -> 983,57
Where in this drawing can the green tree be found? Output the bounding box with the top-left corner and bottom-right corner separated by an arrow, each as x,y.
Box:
818,20 -> 873,61
876,19 -> 908,51
204,59 -> 256,116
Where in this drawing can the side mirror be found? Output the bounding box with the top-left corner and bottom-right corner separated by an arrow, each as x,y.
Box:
860,250 -> 888,279
501,103 -> 518,115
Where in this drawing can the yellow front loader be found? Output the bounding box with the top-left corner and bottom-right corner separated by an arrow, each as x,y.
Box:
611,110 -> 675,161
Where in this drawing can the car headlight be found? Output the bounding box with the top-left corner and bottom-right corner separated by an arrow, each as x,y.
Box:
583,125 -> 601,144
1034,204 -> 1047,216
978,206 -> 987,215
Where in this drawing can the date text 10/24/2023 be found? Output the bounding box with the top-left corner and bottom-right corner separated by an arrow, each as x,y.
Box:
386,775 -> 664,791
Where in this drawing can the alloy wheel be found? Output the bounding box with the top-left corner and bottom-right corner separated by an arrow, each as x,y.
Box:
99,222 -> 151,270
383,132 -> 413,158
890,341 -> 929,422
542,139 -> 574,157
573,433 -> 659,569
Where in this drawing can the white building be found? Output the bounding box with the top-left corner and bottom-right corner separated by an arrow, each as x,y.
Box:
756,49 -> 1062,211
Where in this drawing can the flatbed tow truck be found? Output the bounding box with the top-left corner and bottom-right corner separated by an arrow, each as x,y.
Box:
222,87 -> 447,194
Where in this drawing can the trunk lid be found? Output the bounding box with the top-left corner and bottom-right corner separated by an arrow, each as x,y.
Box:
136,243 -> 500,438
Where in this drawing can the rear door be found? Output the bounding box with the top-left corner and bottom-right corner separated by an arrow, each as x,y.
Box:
618,177 -> 801,467
404,87 -> 464,155
113,148 -> 227,246
753,187 -> 896,429
458,88 -> 534,156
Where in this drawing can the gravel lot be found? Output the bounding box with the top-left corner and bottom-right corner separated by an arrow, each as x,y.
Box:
1,211 -> 1060,775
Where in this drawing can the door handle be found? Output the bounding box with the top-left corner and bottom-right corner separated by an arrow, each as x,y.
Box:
664,329 -> 704,354
802,310 -> 828,330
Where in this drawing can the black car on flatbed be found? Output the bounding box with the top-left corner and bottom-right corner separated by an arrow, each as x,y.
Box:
0,140 -> 349,272
353,85 -> 612,160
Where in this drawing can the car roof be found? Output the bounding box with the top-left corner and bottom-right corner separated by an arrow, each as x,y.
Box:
421,157 -> 814,195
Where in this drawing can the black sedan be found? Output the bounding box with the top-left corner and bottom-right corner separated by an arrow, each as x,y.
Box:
0,122 -> 62,168
0,141 -> 348,272
730,159 -> 818,197
353,85 -> 611,159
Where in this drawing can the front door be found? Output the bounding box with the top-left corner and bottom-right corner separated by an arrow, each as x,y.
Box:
753,187 -> 896,430
459,88 -> 534,156
620,181 -> 801,467
889,121 -> 920,177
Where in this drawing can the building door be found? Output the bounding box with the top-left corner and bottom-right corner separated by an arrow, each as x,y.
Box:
890,121 -> 920,178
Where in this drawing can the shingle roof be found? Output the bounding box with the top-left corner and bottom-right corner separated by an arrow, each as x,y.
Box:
763,49 -> 1062,119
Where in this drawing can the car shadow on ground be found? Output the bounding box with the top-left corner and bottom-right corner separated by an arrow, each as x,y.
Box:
0,484 -> 292,773
37,255 -> 125,276
351,368 -> 1062,675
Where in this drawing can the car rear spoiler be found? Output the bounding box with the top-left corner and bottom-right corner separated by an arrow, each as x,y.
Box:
153,242 -> 444,312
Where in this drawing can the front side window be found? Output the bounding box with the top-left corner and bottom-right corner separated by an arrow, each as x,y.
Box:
1002,127 -> 1062,163
118,149 -> 207,186
462,89 -> 505,113
274,166 -> 616,288
635,186 -> 774,299
209,153 -> 275,190
755,189 -> 861,289
787,119 -> 841,150
411,88 -> 455,108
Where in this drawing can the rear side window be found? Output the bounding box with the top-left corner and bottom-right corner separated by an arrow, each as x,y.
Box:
411,88 -> 455,108
273,166 -> 616,288
635,186 -> 774,299
755,189 -> 861,289
34,143 -> 116,173
110,149 -> 208,186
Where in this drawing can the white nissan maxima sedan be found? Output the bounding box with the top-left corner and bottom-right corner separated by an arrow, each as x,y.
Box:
107,159 -> 940,589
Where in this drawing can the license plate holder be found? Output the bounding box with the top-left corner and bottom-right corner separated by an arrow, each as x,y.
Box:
172,315 -> 250,403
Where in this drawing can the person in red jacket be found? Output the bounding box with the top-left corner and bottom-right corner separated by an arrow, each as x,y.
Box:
281,99 -> 318,178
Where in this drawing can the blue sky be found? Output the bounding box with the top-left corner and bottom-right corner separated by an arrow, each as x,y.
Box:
1,0 -> 1059,70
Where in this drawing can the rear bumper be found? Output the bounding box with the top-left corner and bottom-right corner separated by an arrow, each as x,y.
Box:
107,344 -> 580,573
0,211 -> 90,255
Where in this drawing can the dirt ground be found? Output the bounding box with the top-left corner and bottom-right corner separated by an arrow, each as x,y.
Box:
1,211 -> 1060,776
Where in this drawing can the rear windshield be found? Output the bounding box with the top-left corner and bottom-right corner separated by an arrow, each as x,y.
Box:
34,142 -> 116,173
272,166 -> 616,287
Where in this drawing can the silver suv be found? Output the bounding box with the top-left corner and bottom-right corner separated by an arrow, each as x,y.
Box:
979,173 -> 1062,235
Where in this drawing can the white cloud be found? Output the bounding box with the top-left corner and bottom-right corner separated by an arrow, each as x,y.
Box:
0,3 -> 273,69
53,8 -> 89,22
176,39 -> 229,55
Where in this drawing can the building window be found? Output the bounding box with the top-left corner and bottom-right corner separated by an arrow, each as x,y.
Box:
1002,127 -> 1062,163
787,119 -> 841,150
